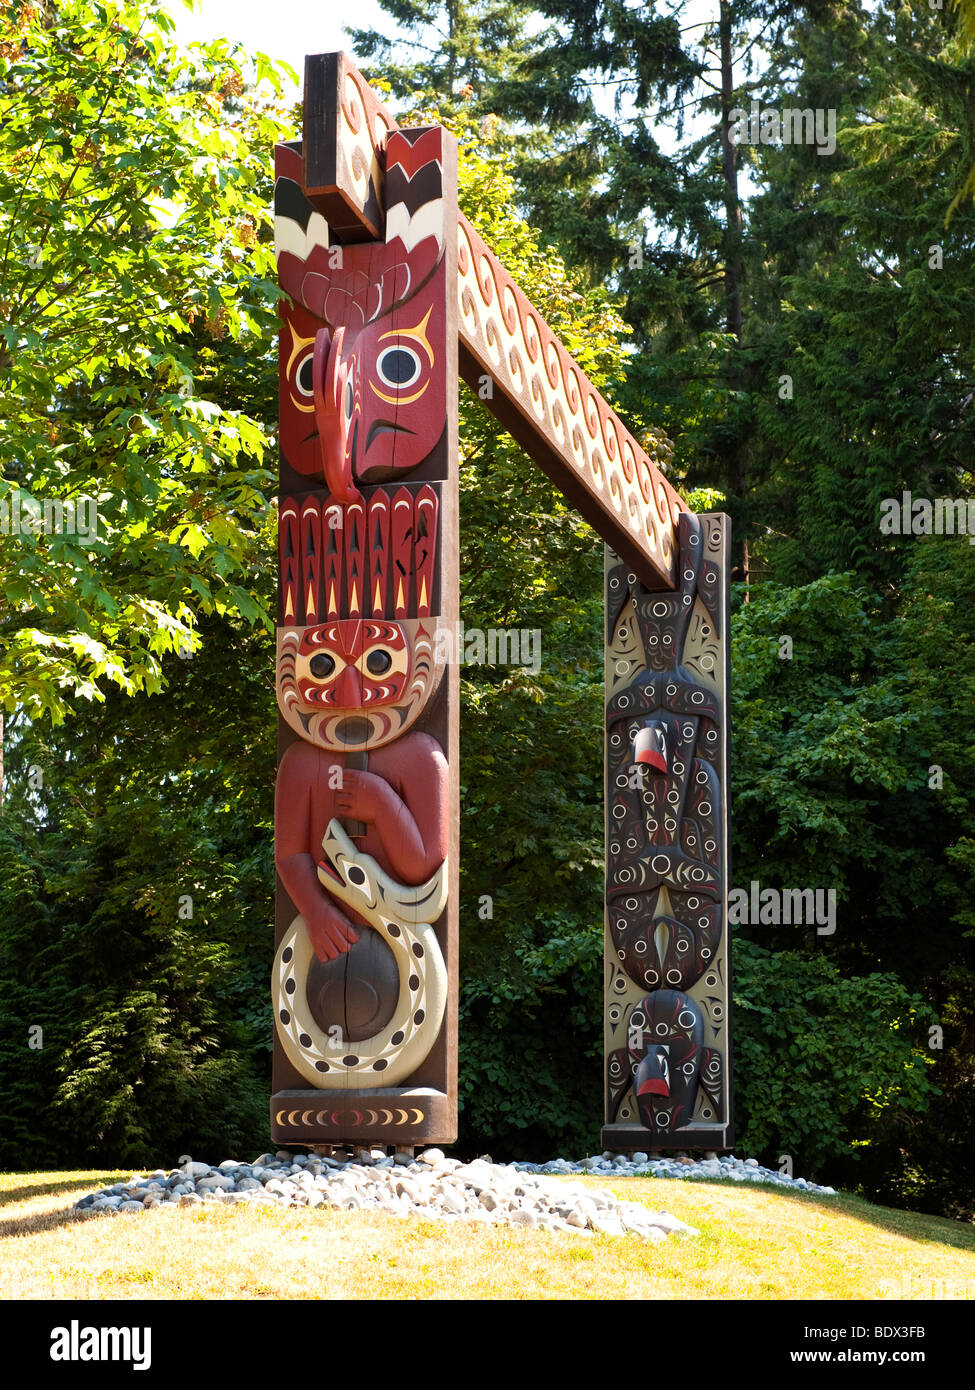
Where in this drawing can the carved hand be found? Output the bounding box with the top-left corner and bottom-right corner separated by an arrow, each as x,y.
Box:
304,895 -> 359,961
334,768 -> 397,824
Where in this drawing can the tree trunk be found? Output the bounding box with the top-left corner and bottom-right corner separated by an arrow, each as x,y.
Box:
718,0 -> 749,588
719,1 -> 743,349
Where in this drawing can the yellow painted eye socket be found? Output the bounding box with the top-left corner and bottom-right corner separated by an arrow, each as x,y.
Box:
286,323 -> 317,413
370,378 -> 429,406
369,306 -> 435,405
378,306 -> 435,362
286,322 -> 316,373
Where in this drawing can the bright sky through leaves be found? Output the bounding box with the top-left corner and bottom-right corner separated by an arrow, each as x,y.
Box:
170,0 -> 389,92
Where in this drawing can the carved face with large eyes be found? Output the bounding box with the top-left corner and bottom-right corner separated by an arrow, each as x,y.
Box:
278,260 -> 446,489
277,618 -> 445,751
339,290 -> 444,486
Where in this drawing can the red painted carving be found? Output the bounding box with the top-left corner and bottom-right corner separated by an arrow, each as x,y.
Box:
280,496 -> 300,625
279,298 -> 326,479
276,732 -> 448,961
275,618 -> 448,960
323,503 -> 342,618
367,488 -> 391,618
275,132 -> 448,492
300,496 -> 322,626
413,484 -> 438,618
273,79 -> 458,1144
390,486 -> 414,619
344,498 -> 365,619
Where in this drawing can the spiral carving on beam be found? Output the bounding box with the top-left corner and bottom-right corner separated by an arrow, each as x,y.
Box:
457,213 -> 685,588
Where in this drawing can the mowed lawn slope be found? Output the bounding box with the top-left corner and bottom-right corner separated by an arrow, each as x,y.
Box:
2,1170 -> 973,1300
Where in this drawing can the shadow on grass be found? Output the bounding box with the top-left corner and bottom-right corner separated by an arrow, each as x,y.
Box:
624,1174 -> 975,1257
0,1176 -> 121,1209
0,1204 -> 93,1239
830,1193 -> 975,1255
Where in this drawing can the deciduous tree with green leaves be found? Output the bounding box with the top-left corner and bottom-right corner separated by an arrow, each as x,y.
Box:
0,0 -> 291,725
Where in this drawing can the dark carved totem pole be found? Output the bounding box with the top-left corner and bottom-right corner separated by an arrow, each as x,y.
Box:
271,56 -> 459,1148
602,517 -> 732,1149
270,53 -> 733,1154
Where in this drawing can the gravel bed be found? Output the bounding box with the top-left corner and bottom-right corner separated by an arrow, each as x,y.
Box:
72,1146 -> 834,1239
517,1150 -> 837,1195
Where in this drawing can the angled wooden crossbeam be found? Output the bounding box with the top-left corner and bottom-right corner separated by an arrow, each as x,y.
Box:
301,54 -> 687,591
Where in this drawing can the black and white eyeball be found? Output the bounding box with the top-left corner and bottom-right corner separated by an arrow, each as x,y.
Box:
376,344 -> 421,391
295,351 -> 314,398
366,648 -> 393,675
309,653 -> 335,679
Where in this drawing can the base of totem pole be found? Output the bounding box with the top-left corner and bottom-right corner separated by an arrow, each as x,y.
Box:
600,1123 -> 733,1152
271,1087 -> 453,1148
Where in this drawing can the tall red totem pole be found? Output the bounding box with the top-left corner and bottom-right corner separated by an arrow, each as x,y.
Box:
271,56 -> 459,1148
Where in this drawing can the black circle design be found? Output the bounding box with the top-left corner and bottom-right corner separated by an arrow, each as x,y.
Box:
366,648 -> 393,675
296,354 -> 314,396
376,345 -> 421,388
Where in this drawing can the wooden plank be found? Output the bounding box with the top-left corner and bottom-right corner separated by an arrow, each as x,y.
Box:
302,52 -> 394,242
457,214 -> 686,590
272,1088 -> 453,1146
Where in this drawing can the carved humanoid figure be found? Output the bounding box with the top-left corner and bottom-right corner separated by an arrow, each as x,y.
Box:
275,618 -> 448,963
273,616 -> 450,1085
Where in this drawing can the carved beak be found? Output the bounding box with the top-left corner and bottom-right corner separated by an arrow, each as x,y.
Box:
313,324 -> 363,504
633,720 -> 668,773
635,1045 -> 670,1098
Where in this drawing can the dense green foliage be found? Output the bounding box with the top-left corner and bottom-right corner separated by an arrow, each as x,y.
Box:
1,0 -> 974,1224
0,0 -> 289,720
0,0 -> 285,1164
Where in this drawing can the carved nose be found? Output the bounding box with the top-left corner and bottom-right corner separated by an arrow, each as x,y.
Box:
313,325 -> 362,504
334,663 -> 362,707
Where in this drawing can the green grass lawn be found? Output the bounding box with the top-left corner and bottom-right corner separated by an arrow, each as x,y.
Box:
2,1168 -> 973,1300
